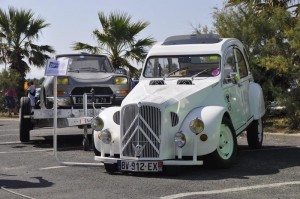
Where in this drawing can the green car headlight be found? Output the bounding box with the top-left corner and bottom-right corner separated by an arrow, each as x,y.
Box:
91,116 -> 104,131
114,77 -> 128,84
98,129 -> 112,144
174,131 -> 186,148
189,118 -> 204,135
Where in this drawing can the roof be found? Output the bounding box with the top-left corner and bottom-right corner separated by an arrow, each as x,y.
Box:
162,34 -> 222,45
147,35 -> 243,56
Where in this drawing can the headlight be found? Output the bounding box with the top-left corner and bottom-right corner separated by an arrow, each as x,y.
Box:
57,77 -> 69,85
114,77 -> 128,84
91,116 -> 104,131
189,118 -> 204,135
174,131 -> 186,148
98,129 -> 112,144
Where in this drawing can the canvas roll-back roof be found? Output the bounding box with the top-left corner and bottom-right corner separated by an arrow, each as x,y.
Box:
147,35 -> 243,56
162,34 -> 222,45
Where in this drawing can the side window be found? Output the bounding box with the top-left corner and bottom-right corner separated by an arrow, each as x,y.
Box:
235,49 -> 248,78
223,48 -> 237,84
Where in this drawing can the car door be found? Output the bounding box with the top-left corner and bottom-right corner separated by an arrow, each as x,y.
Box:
234,47 -> 252,122
222,46 -> 246,131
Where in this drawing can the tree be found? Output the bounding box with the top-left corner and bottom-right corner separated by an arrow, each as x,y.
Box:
0,7 -> 55,105
211,1 -> 300,129
72,11 -> 155,76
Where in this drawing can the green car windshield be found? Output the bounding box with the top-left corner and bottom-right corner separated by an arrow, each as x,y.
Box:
143,55 -> 221,78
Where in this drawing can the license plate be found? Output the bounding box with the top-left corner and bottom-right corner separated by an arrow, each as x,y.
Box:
118,160 -> 163,172
75,96 -> 110,104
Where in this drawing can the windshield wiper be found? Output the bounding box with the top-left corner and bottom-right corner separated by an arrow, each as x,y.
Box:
78,67 -> 99,71
191,69 -> 209,80
68,69 -> 79,73
164,67 -> 189,78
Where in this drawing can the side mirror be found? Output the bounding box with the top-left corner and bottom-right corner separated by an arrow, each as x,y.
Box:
229,72 -> 240,84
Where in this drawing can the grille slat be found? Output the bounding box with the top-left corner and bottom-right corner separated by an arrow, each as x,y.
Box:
121,104 -> 161,158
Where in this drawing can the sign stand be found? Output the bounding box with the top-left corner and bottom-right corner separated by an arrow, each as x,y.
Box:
45,59 -> 102,167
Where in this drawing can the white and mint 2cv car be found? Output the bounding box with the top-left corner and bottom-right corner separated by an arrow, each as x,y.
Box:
91,34 -> 265,173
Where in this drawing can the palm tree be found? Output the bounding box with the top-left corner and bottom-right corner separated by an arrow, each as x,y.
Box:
72,11 -> 155,76
0,7 -> 55,105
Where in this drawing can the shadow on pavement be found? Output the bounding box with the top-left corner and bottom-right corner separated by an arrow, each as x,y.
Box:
118,145 -> 300,180
0,176 -> 53,189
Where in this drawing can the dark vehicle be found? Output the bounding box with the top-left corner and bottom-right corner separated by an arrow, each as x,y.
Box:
39,54 -> 131,109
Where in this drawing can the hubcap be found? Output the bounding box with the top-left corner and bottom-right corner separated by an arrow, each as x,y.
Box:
217,124 -> 234,160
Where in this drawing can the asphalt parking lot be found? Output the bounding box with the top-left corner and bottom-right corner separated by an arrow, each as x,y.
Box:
0,118 -> 299,199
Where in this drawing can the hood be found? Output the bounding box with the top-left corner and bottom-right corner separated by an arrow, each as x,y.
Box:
122,78 -> 220,108
68,72 -> 117,84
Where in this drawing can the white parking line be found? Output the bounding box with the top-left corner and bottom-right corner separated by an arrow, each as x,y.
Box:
0,129 -> 19,132
1,186 -> 35,199
161,181 -> 300,199
40,165 -> 69,170
0,149 -> 53,154
0,133 -> 18,136
0,141 -> 21,145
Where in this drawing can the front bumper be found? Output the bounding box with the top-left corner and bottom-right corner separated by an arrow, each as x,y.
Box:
94,156 -> 203,166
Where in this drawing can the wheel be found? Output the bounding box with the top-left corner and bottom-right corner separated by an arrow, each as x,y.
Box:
19,97 -> 32,142
247,118 -> 263,149
104,163 -> 118,173
92,131 -> 101,156
82,137 -> 90,151
205,117 -> 237,168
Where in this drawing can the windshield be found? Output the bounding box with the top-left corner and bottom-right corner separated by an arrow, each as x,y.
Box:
57,55 -> 114,73
143,55 -> 221,78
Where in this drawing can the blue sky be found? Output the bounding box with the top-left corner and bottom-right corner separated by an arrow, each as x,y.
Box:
0,0 -> 224,78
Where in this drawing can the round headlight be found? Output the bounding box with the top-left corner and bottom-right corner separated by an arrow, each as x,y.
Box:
174,131 -> 186,148
98,129 -> 112,144
91,116 -> 104,131
189,118 -> 204,135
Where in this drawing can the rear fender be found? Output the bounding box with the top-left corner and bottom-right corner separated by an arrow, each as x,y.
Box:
249,82 -> 265,119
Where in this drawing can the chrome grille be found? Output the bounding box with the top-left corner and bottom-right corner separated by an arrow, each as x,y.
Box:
121,104 -> 161,158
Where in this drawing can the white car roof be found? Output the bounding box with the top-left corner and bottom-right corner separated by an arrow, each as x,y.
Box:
147,35 -> 244,57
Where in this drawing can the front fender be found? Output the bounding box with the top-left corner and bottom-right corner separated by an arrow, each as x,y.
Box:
93,106 -> 121,155
178,106 -> 227,156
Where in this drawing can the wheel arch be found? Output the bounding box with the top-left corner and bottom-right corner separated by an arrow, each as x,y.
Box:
178,106 -> 229,156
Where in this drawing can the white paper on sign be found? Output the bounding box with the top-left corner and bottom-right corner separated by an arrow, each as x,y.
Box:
45,59 -> 69,76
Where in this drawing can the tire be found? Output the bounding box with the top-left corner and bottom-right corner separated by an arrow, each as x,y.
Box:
247,118 -> 263,149
19,97 -> 32,142
205,117 -> 237,169
104,163 -> 118,173
92,131 -> 101,156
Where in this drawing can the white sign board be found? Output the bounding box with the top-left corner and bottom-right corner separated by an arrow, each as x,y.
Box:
44,58 -> 69,76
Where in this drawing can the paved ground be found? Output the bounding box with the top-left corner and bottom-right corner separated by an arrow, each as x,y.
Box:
0,118 -> 299,199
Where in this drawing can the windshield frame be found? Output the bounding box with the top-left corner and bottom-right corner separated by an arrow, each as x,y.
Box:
142,54 -> 221,78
